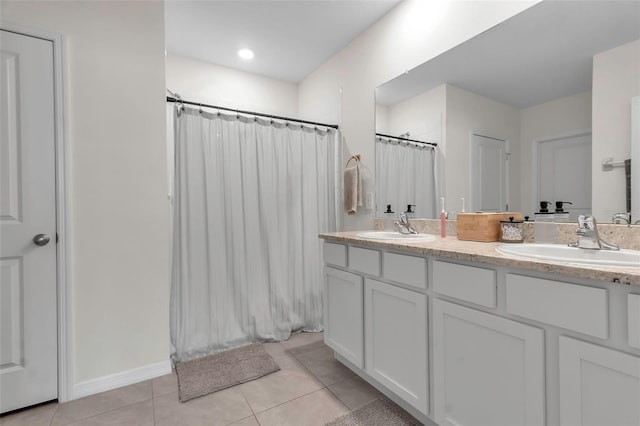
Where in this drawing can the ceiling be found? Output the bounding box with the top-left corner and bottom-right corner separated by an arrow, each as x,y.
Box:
164,0 -> 401,83
376,0 -> 640,108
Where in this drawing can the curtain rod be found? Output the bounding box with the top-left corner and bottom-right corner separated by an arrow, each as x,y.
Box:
376,133 -> 438,147
167,96 -> 339,129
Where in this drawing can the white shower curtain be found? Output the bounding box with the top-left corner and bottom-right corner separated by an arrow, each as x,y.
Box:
375,136 -> 437,218
170,106 -> 340,362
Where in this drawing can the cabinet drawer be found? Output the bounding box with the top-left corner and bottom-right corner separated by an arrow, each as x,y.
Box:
506,274 -> 608,339
349,246 -> 380,276
323,242 -> 347,267
629,294 -> 640,349
432,261 -> 496,308
383,252 -> 427,290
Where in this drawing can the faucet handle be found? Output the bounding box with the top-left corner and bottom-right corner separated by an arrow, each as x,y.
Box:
577,214 -> 595,230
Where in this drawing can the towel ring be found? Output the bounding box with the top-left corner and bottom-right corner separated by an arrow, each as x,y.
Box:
345,154 -> 361,167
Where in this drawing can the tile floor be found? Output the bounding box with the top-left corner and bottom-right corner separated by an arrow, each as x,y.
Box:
0,332 -> 421,426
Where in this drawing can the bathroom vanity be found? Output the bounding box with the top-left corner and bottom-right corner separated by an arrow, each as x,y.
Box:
319,232 -> 640,426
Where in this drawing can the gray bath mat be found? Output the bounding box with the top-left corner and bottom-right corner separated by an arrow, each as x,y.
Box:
325,398 -> 420,426
175,343 -> 280,402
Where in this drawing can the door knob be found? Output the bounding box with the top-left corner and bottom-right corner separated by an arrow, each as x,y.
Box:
33,234 -> 50,246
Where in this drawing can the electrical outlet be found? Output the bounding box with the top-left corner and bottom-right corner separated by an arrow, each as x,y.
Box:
365,192 -> 374,210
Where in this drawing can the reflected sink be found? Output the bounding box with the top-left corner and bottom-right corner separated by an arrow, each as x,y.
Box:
355,231 -> 437,242
496,243 -> 640,267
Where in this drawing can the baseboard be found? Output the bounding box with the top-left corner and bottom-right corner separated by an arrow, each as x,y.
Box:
72,360 -> 172,400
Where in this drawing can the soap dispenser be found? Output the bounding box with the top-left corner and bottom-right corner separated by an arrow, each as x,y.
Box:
534,201 -> 557,243
383,204 -> 395,231
406,204 -> 416,219
553,201 -> 572,222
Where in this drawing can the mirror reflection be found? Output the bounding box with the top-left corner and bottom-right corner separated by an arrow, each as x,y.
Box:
375,0 -> 640,223
375,133 -> 438,218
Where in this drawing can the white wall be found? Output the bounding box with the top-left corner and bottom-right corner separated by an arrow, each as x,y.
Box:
592,39 -> 640,220
520,91 -> 592,216
445,84 -> 521,212
384,84 -> 445,145
1,0 -> 170,388
166,53 -> 298,116
375,103 -> 390,134
298,0 -> 540,230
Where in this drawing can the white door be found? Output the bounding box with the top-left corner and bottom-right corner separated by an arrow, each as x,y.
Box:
536,132 -> 591,220
432,299 -> 545,426
470,134 -> 508,212
364,279 -> 427,415
0,30 -> 58,413
323,267 -> 363,368
559,336 -> 640,426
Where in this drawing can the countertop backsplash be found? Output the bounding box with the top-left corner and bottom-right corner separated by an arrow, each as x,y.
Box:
373,218 -> 640,251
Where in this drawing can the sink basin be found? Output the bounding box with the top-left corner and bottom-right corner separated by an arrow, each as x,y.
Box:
496,243 -> 640,267
356,231 -> 436,242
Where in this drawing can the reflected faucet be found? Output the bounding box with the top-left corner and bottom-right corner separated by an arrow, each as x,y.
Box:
568,215 -> 619,250
612,212 -> 631,224
395,211 -> 418,234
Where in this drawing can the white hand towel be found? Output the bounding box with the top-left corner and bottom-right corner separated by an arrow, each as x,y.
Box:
344,163 -> 362,215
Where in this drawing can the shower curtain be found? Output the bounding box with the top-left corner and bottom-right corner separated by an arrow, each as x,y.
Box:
375,136 -> 437,218
170,106 -> 340,362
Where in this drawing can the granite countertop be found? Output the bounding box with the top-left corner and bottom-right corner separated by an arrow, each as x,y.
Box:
319,231 -> 640,287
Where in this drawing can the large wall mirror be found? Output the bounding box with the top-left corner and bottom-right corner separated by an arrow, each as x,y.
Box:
375,0 -> 640,223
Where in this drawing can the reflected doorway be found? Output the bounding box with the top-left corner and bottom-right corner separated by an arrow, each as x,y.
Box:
470,133 -> 508,212
535,130 -> 592,221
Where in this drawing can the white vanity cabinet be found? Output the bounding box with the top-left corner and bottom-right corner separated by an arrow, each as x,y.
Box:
559,336 -> 640,426
320,238 -> 640,426
432,299 -> 545,426
364,278 -> 427,414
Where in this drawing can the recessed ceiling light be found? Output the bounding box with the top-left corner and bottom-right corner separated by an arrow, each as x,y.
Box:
238,49 -> 254,60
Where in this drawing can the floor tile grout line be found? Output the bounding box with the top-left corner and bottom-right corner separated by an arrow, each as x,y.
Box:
52,396 -> 153,426
250,386 -> 331,416
290,344 -> 372,414
224,414 -> 258,426
324,383 -> 353,412
151,393 -> 156,426
290,350 -> 357,389
48,402 -> 60,426
239,387 -> 257,417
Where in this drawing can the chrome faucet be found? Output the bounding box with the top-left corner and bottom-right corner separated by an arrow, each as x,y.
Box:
568,215 -> 619,250
612,212 -> 631,224
394,211 -> 418,234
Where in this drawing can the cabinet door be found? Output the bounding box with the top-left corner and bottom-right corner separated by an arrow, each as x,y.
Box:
559,336 -> 640,426
432,299 -> 545,426
365,279 -> 427,414
324,267 -> 363,368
